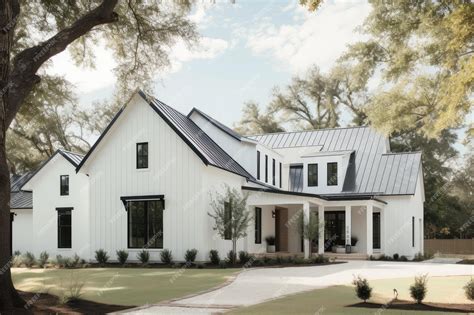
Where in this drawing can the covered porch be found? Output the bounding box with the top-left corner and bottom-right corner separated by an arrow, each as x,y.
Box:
244,188 -> 386,259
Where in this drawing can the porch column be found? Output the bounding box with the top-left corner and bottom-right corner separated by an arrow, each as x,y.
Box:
345,205 -> 351,247
366,204 -> 373,256
303,202 -> 310,259
318,206 -> 324,254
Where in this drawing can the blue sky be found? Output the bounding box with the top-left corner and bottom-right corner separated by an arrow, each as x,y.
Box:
51,0 -> 371,128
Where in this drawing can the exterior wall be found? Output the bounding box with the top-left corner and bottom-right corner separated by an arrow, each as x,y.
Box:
22,155 -> 90,259
83,95 -> 248,262
245,205 -> 275,255
255,144 -> 283,188
10,209 -> 33,254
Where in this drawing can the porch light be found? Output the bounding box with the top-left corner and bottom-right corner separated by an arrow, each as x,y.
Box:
272,210 -> 276,218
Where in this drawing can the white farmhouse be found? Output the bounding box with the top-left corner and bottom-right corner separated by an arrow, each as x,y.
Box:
12,91 -> 425,261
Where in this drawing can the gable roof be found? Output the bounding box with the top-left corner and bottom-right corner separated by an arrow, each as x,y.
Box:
10,172 -> 34,209
188,108 -> 243,141
77,91 -> 254,181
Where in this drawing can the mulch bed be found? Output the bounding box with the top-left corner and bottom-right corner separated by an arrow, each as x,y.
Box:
3,291 -> 134,314
348,299 -> 474,313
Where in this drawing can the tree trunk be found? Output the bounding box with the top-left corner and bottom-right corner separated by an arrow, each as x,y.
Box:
232,239 -> 237,264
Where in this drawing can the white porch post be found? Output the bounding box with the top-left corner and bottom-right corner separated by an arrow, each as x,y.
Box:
318,206 -> 324,254
303,202 -> 310,259
345,205 -> 351,247
366,204 -> 373,256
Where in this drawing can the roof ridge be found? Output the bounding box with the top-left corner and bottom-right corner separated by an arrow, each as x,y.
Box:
59,149 -> 85,157
382,151 -> 422,155
247,125 -> 370,137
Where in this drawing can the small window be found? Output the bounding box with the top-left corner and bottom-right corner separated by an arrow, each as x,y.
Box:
255,207 -> 262,244
272,159 -> 276,186
224,201 -> 232,240
265,155 -> 268,183
58,209 -> 72,248
128,200 -> 163,248
308,164 -> 318,187
257,151 -> 261,180
60,175 -> 69,196
327,162 -> 338,186
279,162 -> 282,188
136,142 -> 148,169
412,216 -> 415,247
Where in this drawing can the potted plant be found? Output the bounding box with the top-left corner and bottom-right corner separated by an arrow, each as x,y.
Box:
351,237 -> 358,246
265,236 -> 276,253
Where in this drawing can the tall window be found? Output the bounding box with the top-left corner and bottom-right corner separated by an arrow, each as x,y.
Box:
265,155 -> 268,183
224,201 -> 232,240
279,162 -> 282,188
136,142 -> 148,169
257,151 -> 261,180
308,164 -> 318,187
60,175 -> 69,196
412,216 -> 415,247
57,209 -> 72,248
327,162 -> 338,186
128,200 -> 163,248
255,207 -> 262,244
272,159 -> 276,186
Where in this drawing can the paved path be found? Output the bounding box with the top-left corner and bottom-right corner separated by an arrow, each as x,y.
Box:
123,260 -> 473,314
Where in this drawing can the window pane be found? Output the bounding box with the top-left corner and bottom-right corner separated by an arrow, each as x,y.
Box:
129,201 -> 146,247
257,151 -> 260,180
58,210 -> 71,248
308,164 -> 318,186
60,175 -> 69,195
255,207 -> 261,244
327,162 -> 338,186
147,201 -> 163,248
137,143 -> 148,169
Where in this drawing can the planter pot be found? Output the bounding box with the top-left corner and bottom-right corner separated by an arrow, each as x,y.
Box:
267,245 -> 276,253
333,245 -> 345,254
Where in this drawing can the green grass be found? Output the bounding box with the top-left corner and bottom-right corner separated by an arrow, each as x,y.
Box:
12,267 -> 238,306
230,284 -> 468,315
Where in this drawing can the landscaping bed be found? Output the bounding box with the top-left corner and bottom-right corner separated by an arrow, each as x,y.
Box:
349,300 -> 473,313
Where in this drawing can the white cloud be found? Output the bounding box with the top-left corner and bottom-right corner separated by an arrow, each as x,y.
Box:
244,1 -> 371,74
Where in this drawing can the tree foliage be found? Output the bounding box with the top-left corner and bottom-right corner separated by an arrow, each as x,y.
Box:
234,101 -> 285,135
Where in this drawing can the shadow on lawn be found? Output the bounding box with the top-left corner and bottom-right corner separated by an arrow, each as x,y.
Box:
347,300 -> 473,313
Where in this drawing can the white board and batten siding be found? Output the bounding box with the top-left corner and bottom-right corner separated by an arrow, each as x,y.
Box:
10,209 -> 33,254
81,94 -> 247,262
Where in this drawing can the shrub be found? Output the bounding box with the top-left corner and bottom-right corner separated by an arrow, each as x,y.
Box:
95,249 -> 109,265
393,253 -> 399,261
399,255 -> 408,261
312,254 -> 329,264
13,250 -> 21,256
226,250 -> 236,264
185,249 -> 198,263
413,252 -> 433,262
196,263 -> 205,269
265,236 -> 276,246
294,257 -> 306,265
209,250 -> 220,265
238,251 -> 252,265
116,250 -> 129,265
464,279 -> 474,301
55,255 -> 67,268
39,251 -> 49,268
137,250 -> 150,265
23,252 -> 36,268
160,249 -> 173,265
70,254 -> 81,268
353,276 -> 372,302
410,274 -> 428,304
59,272 -> 85,305
219,260 -> 227,269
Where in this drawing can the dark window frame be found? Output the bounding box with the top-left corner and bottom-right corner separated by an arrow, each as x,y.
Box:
224,201 -> 232,240
308,163 -> 318,187
265,155 -> 268,183
412,216 -> 415,247
327,162 -> 338,186
279,162 -> 282,188
60,175 -> 69,196
136,142 -> 149,169
127,200 -> 164,249
255,207 -> 262,244
57,208 -> 72,249
272,159 -> 276,186
257,151 -> 261,180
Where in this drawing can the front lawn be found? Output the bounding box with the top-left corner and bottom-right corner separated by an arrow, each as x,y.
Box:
12,267 -> 238,306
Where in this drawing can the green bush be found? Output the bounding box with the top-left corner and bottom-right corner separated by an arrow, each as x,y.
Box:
464,279 -> 474,301
226,250 -> 236,264
13,250 -> 21,257
209,250 -> 220,265
185,249 -> 198,263
70,254 -> 81,268
312,254 -> 329,264
238,251 -> 253,265
160,249 -> 173,265
410,274 -> 428,304
393,253 -> 399,261
413,252 -> 433,262
219,260 -> 227,269
23,252 -> 36,268
39,251 -> 49,268
137,250 -> 150,265
353,276 -> 372,302
95,249 -> 109,265
399,255 -> 408,261
116,250 -> 129,265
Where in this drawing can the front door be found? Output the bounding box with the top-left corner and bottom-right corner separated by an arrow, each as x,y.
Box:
324,211 -> 345,251
275,208 -> 288,252
373,212 -> 381,250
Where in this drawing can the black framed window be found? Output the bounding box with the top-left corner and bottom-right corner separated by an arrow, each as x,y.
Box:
255,207 -> 262,244
412,216 -> 415,247
257,151 -> 261,180
272,159 -> 276,186
128,200 -> 163,248
265,155 -> 268,183
224,201 -> 232,240
373,212 -> 381,249
136,142 -> 148,169
308,164 -> 318,187
327,162 -> 338,186
279,162 -> 282,188
58,209 -> 72,248
60,175 -> 69,196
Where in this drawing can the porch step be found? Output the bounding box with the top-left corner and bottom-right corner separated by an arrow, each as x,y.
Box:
324,253 -> 369,260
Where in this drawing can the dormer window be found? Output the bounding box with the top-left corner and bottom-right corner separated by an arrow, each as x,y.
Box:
60,175 -> 69,196
308,164 -> 318,187
137,142 -> 148,169
327,162 -> 338,186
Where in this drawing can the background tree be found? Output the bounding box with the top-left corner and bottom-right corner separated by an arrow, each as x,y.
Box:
234,101 -> 285,135
208,184 -> 252,264
0,0 -> 197,309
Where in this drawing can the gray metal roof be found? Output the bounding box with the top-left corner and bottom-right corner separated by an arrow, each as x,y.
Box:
10,173 -> 33,209
188,108 -> 243,141
59,150 -> 84,167
250,127 -> 421,195
142,92 -> 254,180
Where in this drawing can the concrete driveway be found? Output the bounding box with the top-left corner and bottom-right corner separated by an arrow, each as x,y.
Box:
124,260 -> 473,314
